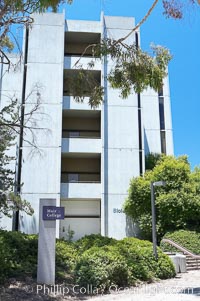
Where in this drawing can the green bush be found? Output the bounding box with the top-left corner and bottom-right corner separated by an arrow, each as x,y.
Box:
117,238 -> 175,281
74,234 -> 117,254
74,237 -> 175,289
124,155 -> 200,240
0,231 -> 175,287
160,230 -> 200,254
0,230 -> 38,282
74,245 -> 131,289
0,230 -> 78,283
56,239 -> 78,280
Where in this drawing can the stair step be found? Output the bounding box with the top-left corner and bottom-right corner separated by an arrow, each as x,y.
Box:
162,239 -> 200,271
187,266 -> 200,271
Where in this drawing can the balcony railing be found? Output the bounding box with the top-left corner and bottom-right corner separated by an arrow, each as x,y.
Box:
62,129 -> 100,139
61,172 -> 101,183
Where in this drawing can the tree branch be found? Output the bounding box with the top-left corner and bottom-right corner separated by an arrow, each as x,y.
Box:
114,0 -> 159,45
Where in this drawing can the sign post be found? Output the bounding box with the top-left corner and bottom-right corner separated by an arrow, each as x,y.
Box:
37,199 -> 64,285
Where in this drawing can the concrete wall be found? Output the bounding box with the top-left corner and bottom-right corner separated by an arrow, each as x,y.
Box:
102,16 -> 140,239
61,183 -> 101,199
63,96 -> 102,110
62,138 -> 101,153
163,76 -> 174,155
141,76 -> 174,156
19,13 -> 65,235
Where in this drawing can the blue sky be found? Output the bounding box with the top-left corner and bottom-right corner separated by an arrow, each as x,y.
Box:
60,0 -> 200,168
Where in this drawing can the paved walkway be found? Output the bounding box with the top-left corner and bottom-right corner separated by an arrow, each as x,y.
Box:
89,271 -> 200,301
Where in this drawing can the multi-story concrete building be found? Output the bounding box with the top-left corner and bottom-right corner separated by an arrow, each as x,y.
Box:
0,13 -> 173,240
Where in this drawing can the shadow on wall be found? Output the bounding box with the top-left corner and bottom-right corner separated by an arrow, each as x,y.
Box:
20,213 -> 37,234
144,129 -> 150,155
125,215 -> 140,238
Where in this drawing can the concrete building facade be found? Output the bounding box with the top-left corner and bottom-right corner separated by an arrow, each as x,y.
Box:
0,13 -> 173,240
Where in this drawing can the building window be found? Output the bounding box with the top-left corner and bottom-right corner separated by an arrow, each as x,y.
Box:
160,131 -> 166,154
158,87 -> 166,154
159,97 -> 165,130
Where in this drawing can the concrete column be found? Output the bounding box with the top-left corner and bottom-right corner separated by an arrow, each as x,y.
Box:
37,198 -> 56,285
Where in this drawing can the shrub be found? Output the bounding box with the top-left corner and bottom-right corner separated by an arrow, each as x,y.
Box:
160,230 -> 200,254
74,234 -> 117,254
0,230 -> 38,282
0,230 -> 78,283
74,245 -> 131,290
117,238 -> 175,281
74,237 -> 175,290
56,239 -> 78,280
0,231 -> 175,286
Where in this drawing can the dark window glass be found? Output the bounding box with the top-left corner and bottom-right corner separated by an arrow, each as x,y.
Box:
159,97 -> 165,130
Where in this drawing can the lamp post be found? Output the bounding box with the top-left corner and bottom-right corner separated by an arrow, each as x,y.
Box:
150,181 -> 166,260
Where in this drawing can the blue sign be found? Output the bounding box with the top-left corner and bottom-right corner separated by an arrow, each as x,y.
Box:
43,206 -> 65,220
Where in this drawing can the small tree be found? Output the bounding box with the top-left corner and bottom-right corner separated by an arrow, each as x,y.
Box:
123,155 -> 200,240
0,100 -> 33,217
0,84 -> 46,218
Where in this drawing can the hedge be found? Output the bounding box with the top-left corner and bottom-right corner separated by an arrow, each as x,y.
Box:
75,237 -> 175,289
160,230 -> 200,254
0,230 -> 77,283
0,231 -> 175,287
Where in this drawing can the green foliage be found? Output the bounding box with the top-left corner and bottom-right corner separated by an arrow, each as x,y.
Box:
117,238 -> 175,281
75,246 -> 130,290
56,239 -> 78,280
0,232 -> 175,286
74,236 -> 175,289
74,234 -> 117,254
124,155 -> 200,240
0,230 -> 38,283
108,43 -> 172,97
160,230 -> 200,255
66,69 -> 104,109
145,152 -> 162,170
0,230 -> 78,283
72,41 -> 172,108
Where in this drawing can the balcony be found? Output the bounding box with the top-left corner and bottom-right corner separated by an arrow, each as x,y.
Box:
62,129 -> 100,139
61,155 -> 101,182
61,171 -> 100,183
61,109 -> 101,154
64,56 -> 101,71
64,31 -> 101,57
63,96 -> 102,110
61,182 -> 101,199
62,137 -> 101,154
